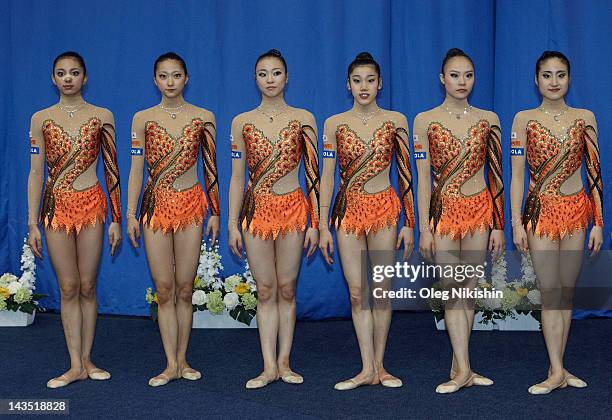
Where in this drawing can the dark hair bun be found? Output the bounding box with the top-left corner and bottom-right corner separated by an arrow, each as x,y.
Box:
535,50 -> 571,77
255,49 -> 288,73
347,51 -> 381,78
355,52 -> 374,61
441,48 -> 473,74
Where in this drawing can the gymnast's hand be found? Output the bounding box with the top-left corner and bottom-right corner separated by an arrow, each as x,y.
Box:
419,230 -> 435,262
318,227 -> 334,265
206,215 -> 220,244
228,224 -> 243,257
304,227 -> 319,258
108,222 -> 121,256
27,224 -> 43,259
588,226 -> 603,257
489,229 -> 505,261
127,216 -> 140,248
512,225 -> 529,254
396,226 -> 414,261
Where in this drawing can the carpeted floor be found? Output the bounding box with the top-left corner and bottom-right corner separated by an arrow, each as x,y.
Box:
1,312 -> 611,419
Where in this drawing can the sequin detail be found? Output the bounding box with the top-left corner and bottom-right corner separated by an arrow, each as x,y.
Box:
140,119 -> 215,232
432,189 -> 492,240
145,184 -> 207,233
242,189 -> 308,240
523,119 -> 603,239
240,120 -> 318,239
42,183 -> 106,234
40,118 -> 121,231
428,119 -> 503,238
339,188 -> 401,237
332,121 -> 414,235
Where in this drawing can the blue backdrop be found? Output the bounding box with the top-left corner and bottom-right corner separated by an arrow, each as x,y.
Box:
2,0 -> 610,318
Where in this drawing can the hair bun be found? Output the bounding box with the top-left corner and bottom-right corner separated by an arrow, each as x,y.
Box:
445,48 -> 465,58
267,49 -> 282,57
356,52 -> 374,60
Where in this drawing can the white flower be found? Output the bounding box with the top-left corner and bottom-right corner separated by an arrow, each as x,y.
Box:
19,271 -> 35,290
196,240 -> 224,285
7,281 -> 22,295
20,242 -> 36,273
243,261 -> 256,291
192,290 -> 208,306
224,275 -> 242,293
527,289 -> 541,304
0,273 -> 18,288
223,292 -> 239,310
490,253 -> 507,289
521,254 -> 536,283
482,297 -> 502,310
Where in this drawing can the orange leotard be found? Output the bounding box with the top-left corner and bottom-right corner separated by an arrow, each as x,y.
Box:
240,120 -> 319,239
428,119 -> 504,239
331,121 -> 415,237
522,119 -> 603,239
40,117 -> 121,233
140,118 -> 220,233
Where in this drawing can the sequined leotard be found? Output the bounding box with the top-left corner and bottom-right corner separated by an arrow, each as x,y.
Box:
427,119 -> 504,239
239,120 -> 319,239
522,119 -> 603,239
40,117 -> 121,233
331,121 -> 414,237
140,118 -> 220,233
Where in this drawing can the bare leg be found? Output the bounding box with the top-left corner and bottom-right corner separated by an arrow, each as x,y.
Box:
367,226 -> 402,387
45,228 -> 87,387
434,233 -> 475,393
75,223 -> 107,379
455,230 -> 492,385
527,232 -> 565,393
174,223 -> 204,380
334,229 -> 378,390
275,230 -> 306,384
143,226 -> 180,385
558,230 -> 587,387
243,232 -> 279,388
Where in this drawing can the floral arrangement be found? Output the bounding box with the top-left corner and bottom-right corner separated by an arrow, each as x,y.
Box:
0,239 -> 44,314
146,240 -> 258,326
431,252 -> 541,326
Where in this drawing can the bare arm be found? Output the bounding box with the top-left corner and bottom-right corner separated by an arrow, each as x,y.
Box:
318,117 -> 337,265
228,117 -> 246,256
413,115 -> 431,234
27,114 -> 45,227
126,112 -> 146,247
319,118 -> 337,229
413,114 -> 435,259
27,113 -> 45,258
509,112 -> 528,252
509,114 -> 527,227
